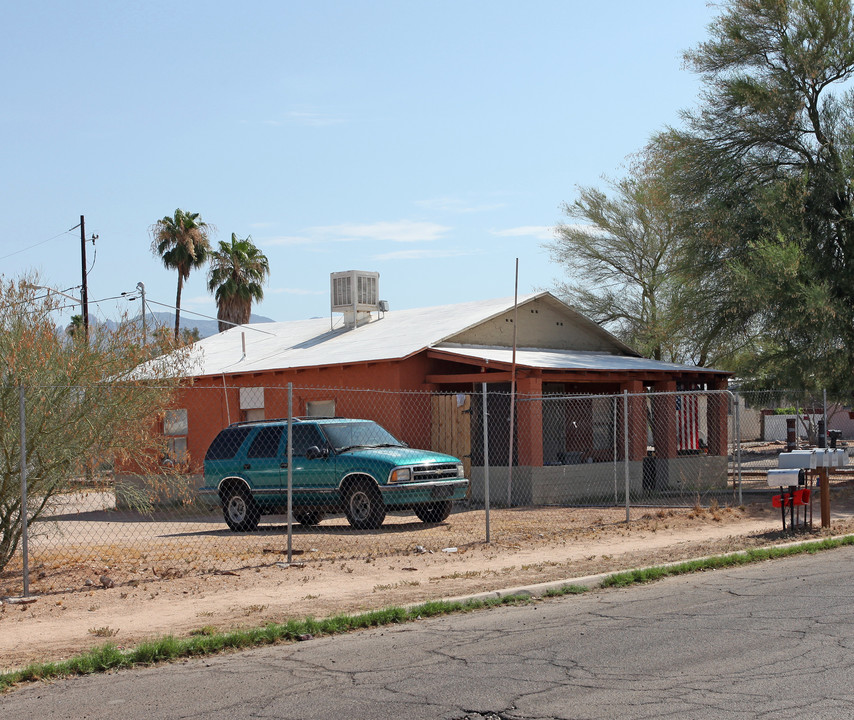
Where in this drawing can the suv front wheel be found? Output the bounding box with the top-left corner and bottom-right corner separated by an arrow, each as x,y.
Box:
344,480 -> 386,530
414,499 -> 453,523
222,486 -> 261,532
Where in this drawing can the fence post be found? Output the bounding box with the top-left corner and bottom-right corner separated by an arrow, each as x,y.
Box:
19,383 -> 29,597
613,395 -> 618,505
482,382 -> 490,543
734,391 -> 743,506
287,383 -> 293,564
623,389 -> 630,523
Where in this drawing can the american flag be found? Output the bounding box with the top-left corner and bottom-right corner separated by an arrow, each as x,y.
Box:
676,395 -> 699,451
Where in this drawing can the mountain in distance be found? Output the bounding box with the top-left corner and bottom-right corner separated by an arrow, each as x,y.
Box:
101,311 -> 275,339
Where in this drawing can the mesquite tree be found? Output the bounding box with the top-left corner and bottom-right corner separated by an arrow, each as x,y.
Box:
0,276 -> 192,572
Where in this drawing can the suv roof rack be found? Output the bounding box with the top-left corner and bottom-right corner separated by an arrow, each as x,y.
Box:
226,416 -> 344,428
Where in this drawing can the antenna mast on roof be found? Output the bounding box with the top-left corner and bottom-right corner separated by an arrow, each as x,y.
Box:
507,258 -> 519,506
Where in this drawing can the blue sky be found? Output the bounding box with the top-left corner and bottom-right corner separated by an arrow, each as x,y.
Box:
2,1 -> 717,328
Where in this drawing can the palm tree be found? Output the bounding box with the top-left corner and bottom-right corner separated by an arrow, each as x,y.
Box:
207,233 -> 270,332
65,314 -> 84,343
150,209 -> 212,341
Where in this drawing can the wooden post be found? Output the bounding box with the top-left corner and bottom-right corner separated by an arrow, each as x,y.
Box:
819,467 -> 830,528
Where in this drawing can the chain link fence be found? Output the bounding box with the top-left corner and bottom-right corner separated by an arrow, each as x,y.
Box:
4,382 -> 850,591
732,390 -> 853,484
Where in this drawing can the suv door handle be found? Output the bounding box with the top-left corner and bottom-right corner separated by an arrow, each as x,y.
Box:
280,462 -> 288,468
243,463 -> 251,470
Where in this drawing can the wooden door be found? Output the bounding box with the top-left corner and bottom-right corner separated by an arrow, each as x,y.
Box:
431,394 -> 472,479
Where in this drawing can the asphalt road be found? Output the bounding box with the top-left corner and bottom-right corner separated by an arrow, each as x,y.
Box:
3,546 -> 854,719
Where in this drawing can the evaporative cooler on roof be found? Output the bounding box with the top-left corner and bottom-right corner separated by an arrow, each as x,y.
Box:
330,270 -> 380,328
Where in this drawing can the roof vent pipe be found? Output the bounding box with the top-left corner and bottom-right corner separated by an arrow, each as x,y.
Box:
241,332 -> 246,359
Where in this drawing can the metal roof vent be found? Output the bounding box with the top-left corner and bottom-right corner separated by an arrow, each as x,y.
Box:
331,270 -> 380,329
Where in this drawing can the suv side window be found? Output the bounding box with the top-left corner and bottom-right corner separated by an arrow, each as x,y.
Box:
247,426 -> 284,458
291,424 -> 326,457
206,427 -> 252,461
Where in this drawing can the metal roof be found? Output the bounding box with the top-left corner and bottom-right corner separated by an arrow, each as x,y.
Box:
170,292 -> 722,378
432,345 -> 725,374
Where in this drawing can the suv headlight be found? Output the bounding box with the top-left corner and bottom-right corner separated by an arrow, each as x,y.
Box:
390,467 -> 411,483
456,463 -> 464,478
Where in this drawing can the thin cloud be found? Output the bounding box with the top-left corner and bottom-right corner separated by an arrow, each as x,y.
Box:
491,225 -> 556,240
310,220 -> 450,243
373,248 -> 475,261
555,223 -> 608,237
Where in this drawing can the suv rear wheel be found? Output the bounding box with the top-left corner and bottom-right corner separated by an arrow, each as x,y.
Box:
344,480 -> 386,529
222,486 -> 261,532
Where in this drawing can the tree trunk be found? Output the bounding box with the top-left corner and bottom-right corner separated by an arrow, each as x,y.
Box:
174,273 -> 184,341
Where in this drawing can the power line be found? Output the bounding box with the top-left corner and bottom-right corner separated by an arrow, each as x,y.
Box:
4,287 -> 276,337
144,299 -> 275,335
0,229 -> 77,261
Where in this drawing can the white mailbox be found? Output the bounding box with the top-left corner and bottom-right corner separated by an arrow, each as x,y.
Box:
778,450 -> 817,469
767,468 -> 804,487
814,449 -> 834,468
832,448 -> 848,467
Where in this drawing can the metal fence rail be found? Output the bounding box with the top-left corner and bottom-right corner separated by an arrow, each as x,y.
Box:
5,382 -> 848,592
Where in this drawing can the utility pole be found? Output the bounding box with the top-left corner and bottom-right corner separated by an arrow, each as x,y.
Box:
136,281 -> 146,342
80,215 -> 89,341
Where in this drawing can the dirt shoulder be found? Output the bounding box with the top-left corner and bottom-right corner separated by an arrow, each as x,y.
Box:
3,494 -> 854,673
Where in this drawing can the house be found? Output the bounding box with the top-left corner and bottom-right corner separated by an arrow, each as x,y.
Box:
158,273 -> 731,504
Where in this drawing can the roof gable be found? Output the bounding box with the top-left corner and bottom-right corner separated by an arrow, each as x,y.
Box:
446,294 -> 637,355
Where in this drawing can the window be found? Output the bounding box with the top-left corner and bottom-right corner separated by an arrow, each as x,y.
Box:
166,437 -> 187,463
164,409 -> 188,463
247,426 -> 284,458
291,425 -> 326,456
164,409 -> 188,436
306,400 -> 336,417
205,427 -> 252,461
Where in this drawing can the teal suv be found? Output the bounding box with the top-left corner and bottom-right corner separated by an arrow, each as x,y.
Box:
199,417 -> 469,531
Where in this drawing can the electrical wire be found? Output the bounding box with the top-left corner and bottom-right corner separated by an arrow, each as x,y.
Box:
0,229 -> 77,262
144,299 -> 275,335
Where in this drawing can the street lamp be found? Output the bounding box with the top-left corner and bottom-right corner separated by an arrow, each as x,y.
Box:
120,282 -> 147,343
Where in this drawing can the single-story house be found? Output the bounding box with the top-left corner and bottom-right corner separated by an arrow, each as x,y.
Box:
152,275 -> 731,504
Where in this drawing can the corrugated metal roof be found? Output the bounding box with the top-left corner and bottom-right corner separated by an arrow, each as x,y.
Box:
171,292 -> 722,378
184,294 -> 544,377
432,345 -> 725,374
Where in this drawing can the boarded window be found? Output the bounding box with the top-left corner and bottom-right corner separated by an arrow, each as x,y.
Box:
306,400 -> 336,417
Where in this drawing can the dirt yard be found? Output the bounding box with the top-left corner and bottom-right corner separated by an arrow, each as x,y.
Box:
3,489 -> 854,673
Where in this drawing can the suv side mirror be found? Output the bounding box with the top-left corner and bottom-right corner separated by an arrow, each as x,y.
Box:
306,445 -> 328,460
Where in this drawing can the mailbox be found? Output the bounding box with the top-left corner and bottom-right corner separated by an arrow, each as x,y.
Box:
814,449 -> 834,468
767,468 -> 804,487
833,448 -> 848,467
777,450 -> 817,469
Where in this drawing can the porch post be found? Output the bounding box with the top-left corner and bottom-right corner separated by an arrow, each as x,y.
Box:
515,374 -> 543,468
707,378 -> 729,457
621,379 -> 646,461
652,380 -> 678,459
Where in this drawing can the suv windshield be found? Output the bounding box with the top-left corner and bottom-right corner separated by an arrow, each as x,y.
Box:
322,420 -> 404,452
